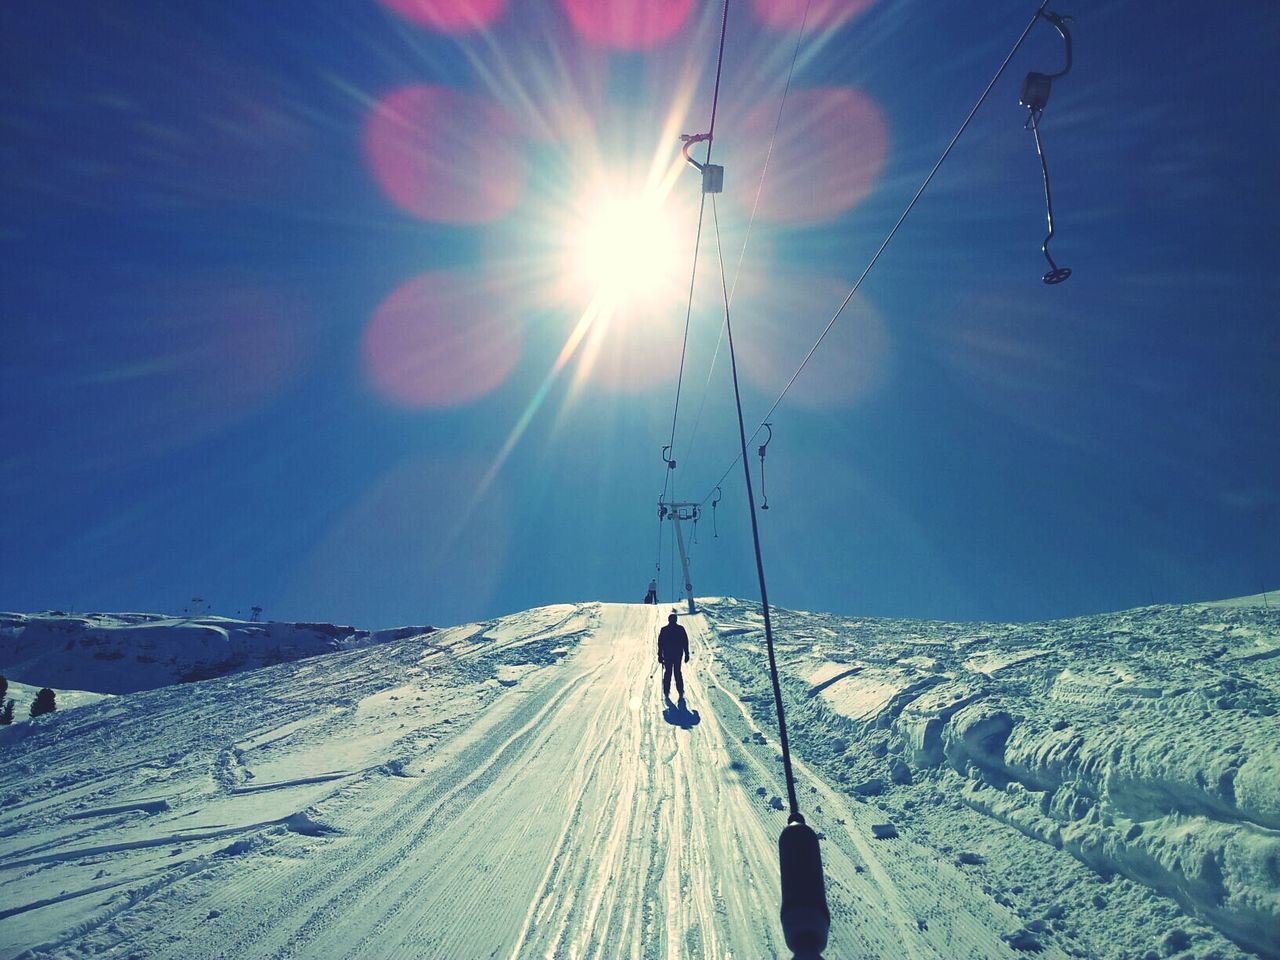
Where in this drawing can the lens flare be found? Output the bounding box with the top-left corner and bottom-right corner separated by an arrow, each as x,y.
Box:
380,0 -> 506,33
363,269 -> 522,408
575,297 -> 685,393
728,86 -> 888,225
560,0 -> 695,49
363,84 -> 526,224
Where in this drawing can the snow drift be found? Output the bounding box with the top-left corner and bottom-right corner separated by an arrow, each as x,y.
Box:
702,592 -> 1279,958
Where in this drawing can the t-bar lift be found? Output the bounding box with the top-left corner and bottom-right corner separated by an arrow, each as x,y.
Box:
657,500 -> 699,614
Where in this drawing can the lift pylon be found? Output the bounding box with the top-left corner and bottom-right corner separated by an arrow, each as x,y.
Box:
657,500 -> 699,614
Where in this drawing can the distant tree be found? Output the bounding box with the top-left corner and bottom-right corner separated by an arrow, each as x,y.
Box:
0,698 -> 14,725
30,688 -> 56,718
0,675 -> 7,701
250,606 -> 263,622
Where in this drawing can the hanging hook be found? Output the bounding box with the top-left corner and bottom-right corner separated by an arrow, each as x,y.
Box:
680,132 -> 724,194
758,423 -> 773,511
662,445 -> 677,471
680,132 -> 711,172
1020,10 -> 1073,284
711,486 -> 722,539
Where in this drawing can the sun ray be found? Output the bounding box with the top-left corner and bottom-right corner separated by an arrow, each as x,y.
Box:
448,294 -> 611,552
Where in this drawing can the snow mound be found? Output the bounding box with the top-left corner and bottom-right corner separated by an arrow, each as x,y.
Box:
0,611 -> 434,693
702,595 -> 1280,959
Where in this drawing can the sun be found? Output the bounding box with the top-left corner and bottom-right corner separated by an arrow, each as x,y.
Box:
561,184 -> 692,315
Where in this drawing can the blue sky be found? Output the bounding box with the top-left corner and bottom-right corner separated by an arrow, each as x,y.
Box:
2,0 -> 1276,629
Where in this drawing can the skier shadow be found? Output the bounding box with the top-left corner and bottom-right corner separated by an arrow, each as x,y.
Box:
662,697 -> 701,729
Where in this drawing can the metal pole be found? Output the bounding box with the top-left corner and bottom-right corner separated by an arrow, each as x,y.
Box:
670,510 -> 697,615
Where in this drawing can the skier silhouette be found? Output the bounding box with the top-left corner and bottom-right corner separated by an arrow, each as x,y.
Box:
657,611 -> 689,701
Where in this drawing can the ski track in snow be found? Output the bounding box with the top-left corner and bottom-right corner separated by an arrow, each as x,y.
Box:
2,598 -> 1275,958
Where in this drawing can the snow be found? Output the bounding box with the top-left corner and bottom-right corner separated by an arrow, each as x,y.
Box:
1,595 -> 1276,958
1,678 -> 113,717
0,611 -> 429,693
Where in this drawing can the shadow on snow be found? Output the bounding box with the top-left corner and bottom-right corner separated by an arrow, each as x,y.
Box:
662,697 -> 700,729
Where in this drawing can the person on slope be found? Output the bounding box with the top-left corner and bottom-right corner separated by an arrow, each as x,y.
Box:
644,578 -> 658,605
657,611 -> 690,702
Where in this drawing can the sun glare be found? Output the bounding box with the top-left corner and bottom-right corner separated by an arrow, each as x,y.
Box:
563,188 -> 690,313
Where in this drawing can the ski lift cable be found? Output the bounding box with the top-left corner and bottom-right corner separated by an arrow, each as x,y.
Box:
660,0 -> 732,497
711,194 -> 801,819
662,189 -> 707,503
655,0 -> 730,597
682,0 -> 815,468
713,196 -> 832,957
697,0 -> 1055,509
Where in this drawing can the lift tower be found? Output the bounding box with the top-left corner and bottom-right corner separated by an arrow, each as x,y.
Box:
658,501 -> 699,615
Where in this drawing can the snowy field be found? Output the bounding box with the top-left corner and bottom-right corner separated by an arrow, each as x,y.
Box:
1,596 -> 1276,959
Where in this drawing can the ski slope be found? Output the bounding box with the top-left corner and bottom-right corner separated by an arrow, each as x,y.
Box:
2,599 -> 1276,958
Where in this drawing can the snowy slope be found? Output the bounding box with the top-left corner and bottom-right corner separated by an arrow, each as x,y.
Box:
0,612 -> 430,693
704,593 -> 1280,960
0,679 -> 113,720
1,596 -> 1276,959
